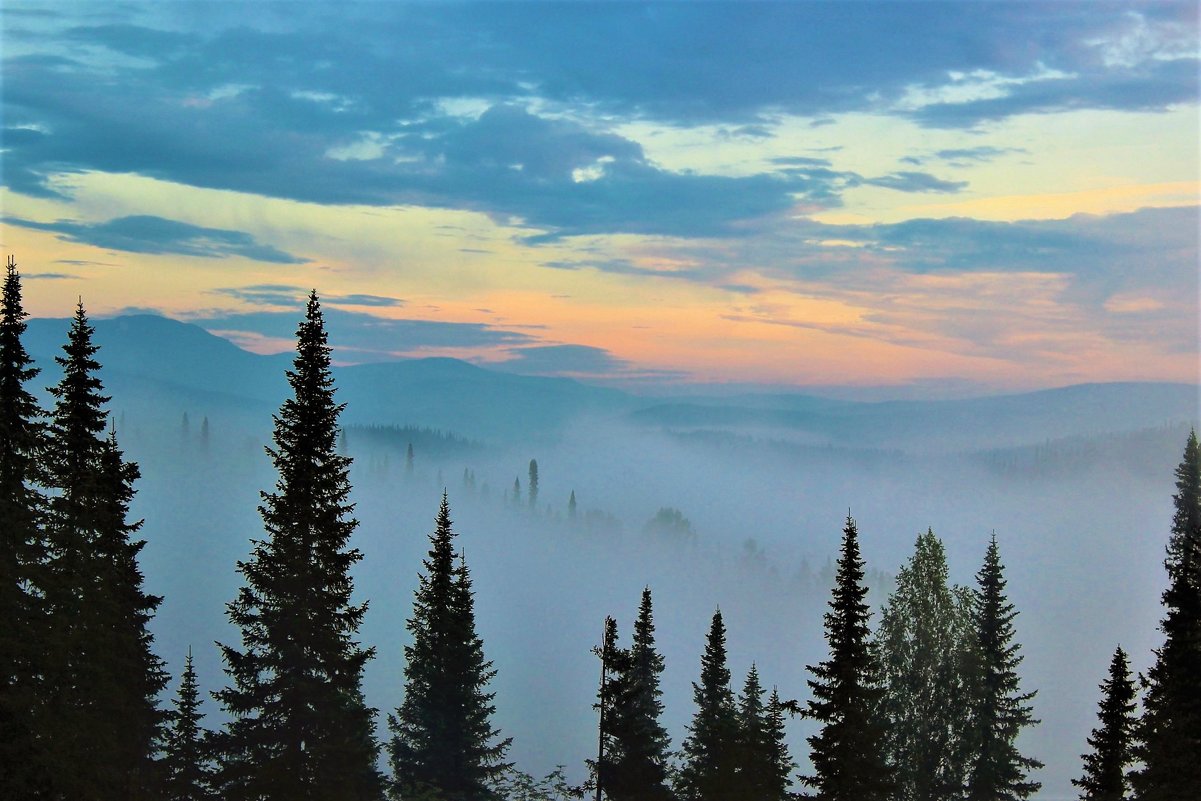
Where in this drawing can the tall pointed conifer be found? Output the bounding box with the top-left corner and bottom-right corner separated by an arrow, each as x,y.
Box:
676,610 -> 740,801
763,688 -> 796,800
215,291 -> 381,800
803,514 -> 893,801
389,493 -> 510,800
1131,430 -> 1201,798
735,665 -> 770,799
1073,646 -> 1135,801
0,257 -> 50,798
605,588 -> 673,801
42,301 -> 166,800
964,535 -> 1041,801
163,650 -> 215,801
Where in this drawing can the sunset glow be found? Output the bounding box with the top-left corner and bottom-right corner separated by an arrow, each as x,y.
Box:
2,2 -> 1197,394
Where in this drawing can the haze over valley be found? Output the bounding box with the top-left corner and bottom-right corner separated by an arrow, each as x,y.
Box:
18,311 -> 1196,799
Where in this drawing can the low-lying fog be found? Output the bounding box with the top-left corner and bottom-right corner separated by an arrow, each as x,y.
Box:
123,403 -> 1192,800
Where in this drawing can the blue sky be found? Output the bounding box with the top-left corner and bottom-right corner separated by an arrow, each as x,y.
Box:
2,1 -> 1197,391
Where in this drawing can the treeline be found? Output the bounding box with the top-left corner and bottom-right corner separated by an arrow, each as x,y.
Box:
2,260 -> 1199,800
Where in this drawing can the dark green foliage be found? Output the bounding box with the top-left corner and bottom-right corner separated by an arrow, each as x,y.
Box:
803,514 -> 893,801
389,493 -> 511,800
1073,646 -> 1135,801
528,459 -> 539,509
1131,430 -> 1201,799
593,614 -> 627,797
763,688 -> 796,800
965,535 -> 1041,801
877,529 -> 975,801
41,301 -> 167,800
0,257 -> 50,798
214,292 -> 382,800
604,589 -> 673,801
735,666 -> 794,801
163,651 -> 215,801
676,610 -> 740,801
491,765 -> 582,800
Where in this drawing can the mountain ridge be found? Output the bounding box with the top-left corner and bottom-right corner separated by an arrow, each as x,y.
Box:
23,313 -> 1199,448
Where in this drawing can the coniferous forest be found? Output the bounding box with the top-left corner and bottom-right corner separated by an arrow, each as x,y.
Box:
2,259 -> 1200,800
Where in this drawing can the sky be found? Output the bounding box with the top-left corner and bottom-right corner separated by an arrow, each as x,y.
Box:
2,1 -> 1198,394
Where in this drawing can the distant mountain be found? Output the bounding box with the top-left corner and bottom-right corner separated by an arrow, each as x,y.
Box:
24,315 -> 636,441
26,314 -> 290,402
23,313 -> 1199,450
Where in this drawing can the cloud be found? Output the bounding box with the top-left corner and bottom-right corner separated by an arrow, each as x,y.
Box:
901,146 -> 1027,167
907,58 -> 1198,128
933,146 -> 1026,163
542,258 -> 700,280
863,171 -> 969,194
53,258 -> 120,267
211,285 -> 405,309
2,215 -> 308,264
327,294 -> 405,308
493,344 -> 630,377
189,308 -> 535,359
490,343 -> 690,383
770,156 -> 834,168
23,272 -> 80,280
4,4 -> 1192,243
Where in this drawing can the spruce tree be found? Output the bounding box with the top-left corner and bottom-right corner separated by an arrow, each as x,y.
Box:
763,688 -> 796,800
803,514 -> 893,801
528,459 -> 539,510
605,588 -> 673,801
593,614 -> 629,799
964,535 -> 1041,801
389,493 -> 511,800
676,609 -> 740,801
734,669 -> 797,800
0,256 -> 50,798
214,291 -> 381,800
877,529 -> 975,801
163,650 -> 215,801
42,300 -> 167,801
1073,646 -> 1135,801
734,665 -> 771,799
1131,430 -> 1201,798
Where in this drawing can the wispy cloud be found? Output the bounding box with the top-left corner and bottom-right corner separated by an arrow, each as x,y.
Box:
211,285 -> 405,309
189,308 -> 535,360
863,171 -> 968,194
2,215 -> 308,264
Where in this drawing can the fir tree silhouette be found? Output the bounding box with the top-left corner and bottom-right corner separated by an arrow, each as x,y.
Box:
1131,430 -> 1201,798
43,301 -> 166,800
964,535 -> 1041,801
1073,646 -> 1136,801
0,256 -> 50,798
163,650 -> 215,801
677,609 -> 740,801
214,291 -> 381,800
803,514 -> 893,801
389,493 -> 511,799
